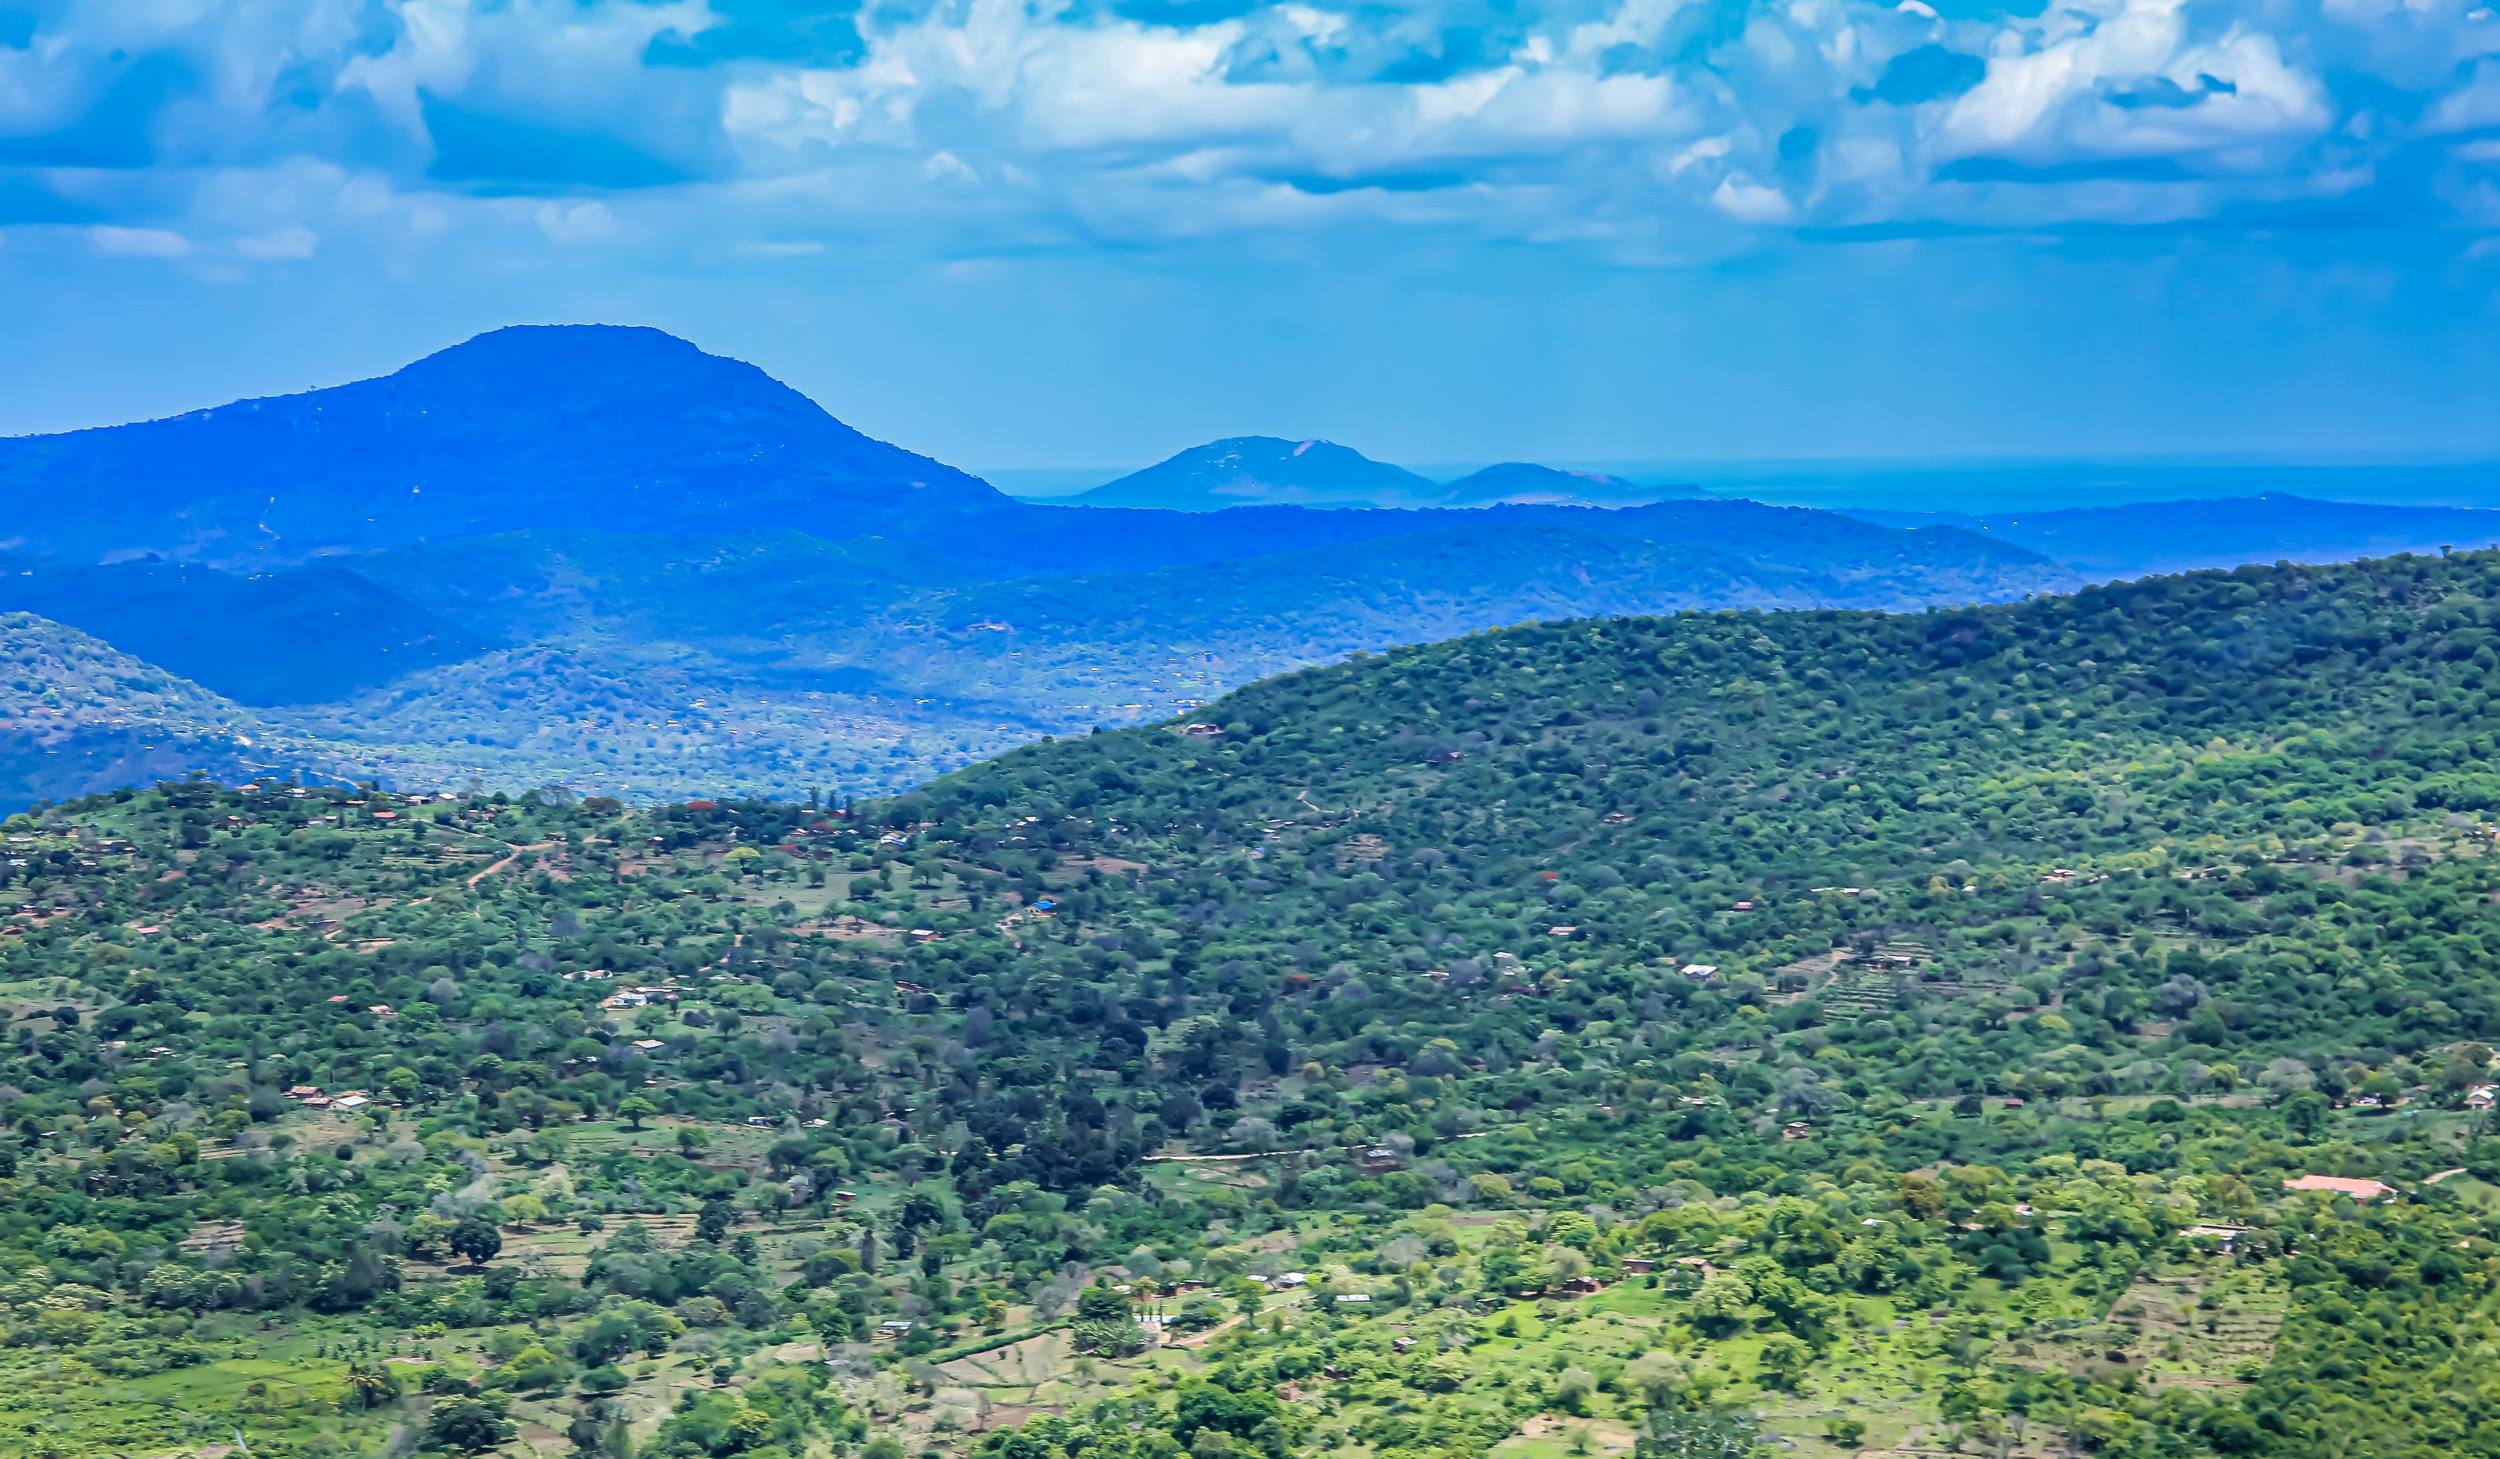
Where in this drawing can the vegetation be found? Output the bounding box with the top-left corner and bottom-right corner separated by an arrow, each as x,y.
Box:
8,550 -> 2500,1457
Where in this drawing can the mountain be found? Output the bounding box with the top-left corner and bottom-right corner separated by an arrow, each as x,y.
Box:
1071,436 -> 1441,510
0,558 -> 489,705
1432,461 -> 1677,508
0,324 -> 1005,563
1850,493 -> 2500,578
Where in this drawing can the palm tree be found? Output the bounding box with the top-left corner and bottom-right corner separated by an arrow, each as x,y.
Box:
340,1361 -> 398,1412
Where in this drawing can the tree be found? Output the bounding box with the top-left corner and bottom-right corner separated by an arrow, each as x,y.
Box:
339,1361 -> 399,1412
1636,1406 -> 1765,1459
451,1215 -> 504,1267
618,1094 -> 659,1130
1755,1334 -> 1812,1390
424,1395 -> 517,1454
1690,1273 -> 1752,1337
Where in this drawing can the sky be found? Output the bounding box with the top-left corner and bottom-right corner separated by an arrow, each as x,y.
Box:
1,0 -> 2498,475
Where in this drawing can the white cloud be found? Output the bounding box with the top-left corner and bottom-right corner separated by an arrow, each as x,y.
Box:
535,199 -> 619,243
237,226 -> 320,261
3,0 -> 2492,261
86,226 -> 193,259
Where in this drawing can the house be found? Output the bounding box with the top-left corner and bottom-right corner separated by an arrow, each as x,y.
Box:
368,1005 -> 395,1018
286,1085 -> 321,1099
1619,1257 -> 1658,1275
632,1038 -> 665,1051
1680,963 -> 1720,981
1781,1121 -> 1812,1140
604,992 -> 650,1009
1548,925 -> 1577,938
1332,1293 -> 1371,1305
1359,1146 -> 1402,1172
2466,1085 -> 2496,1110
2285,1174 -> 2393,1200
1031,898 -> 1057,914
333,1094 -> 370,1111
1559,1276 -> 1605,1296
879,832 -> 910,849
1180,722 -> 1223,738
908,928 -> 940,943
1275,1272 -> 1308,1288
746,1116 -> 777,1128
2183,1224 -> 2246,1253
1731,901 -> 1756,912
874,1320 -> 913,1340
1393,1336 -> 1416,1354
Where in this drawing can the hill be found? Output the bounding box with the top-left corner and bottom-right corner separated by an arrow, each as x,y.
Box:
258,502 -> 2068,798
1851,493 -> 2500,577
0,558 -> 489,704
6,553 -> 2500,1455
0,612 -> 308,806
0,325 -> 1004,563
1433,461 -> 1678,508
1072,436 -> 1441,510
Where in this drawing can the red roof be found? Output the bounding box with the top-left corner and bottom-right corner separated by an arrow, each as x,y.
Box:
2284,1175 -> 2392,1199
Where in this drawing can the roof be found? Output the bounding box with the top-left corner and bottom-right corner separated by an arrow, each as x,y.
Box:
2284,1174 -> 2392,1199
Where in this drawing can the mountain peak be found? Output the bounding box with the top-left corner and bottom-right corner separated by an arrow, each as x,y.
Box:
0,326 -> 1006,562
1075,435 -> 1438,511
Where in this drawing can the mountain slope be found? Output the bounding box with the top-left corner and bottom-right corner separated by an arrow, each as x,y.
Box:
0,612 -> 300,806
0,559 -> 489,704
1852,493 -> 2500,578
0,325 -> 1004,563
1072,436 -> 1440,510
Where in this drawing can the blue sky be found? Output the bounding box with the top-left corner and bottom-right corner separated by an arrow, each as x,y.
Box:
1,0 -> 2497,473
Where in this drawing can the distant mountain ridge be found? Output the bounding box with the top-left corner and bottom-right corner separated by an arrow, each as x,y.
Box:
5,325 -> 2487,811
1069,438 -> 1693,511
1073,435 -> 1442,510
1435,462 -> 1675,509
0,324 -> 1005,563
1849,493 -> 2500,578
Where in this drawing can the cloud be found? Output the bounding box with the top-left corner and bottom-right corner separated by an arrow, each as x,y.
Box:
237,225 -> 319,261
0,0 -> 2492,264
85,224 -> 191,258
534,199 -> 619,243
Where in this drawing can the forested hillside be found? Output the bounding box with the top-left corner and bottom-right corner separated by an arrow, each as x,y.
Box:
8,553 -> 2500,1458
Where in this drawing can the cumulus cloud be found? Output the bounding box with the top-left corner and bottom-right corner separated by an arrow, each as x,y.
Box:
0,0 -> 2494,262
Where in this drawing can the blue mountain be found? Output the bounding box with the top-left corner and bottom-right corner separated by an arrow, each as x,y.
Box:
0,324 -> 1004,563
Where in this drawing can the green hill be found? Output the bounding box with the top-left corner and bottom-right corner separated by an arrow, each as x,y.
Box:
6,554 -> 2500,1456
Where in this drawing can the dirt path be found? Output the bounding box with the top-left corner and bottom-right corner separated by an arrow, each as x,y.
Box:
467,839 -> 558,890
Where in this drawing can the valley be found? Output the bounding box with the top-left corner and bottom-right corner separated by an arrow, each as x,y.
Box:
8,330 -> 2494,814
